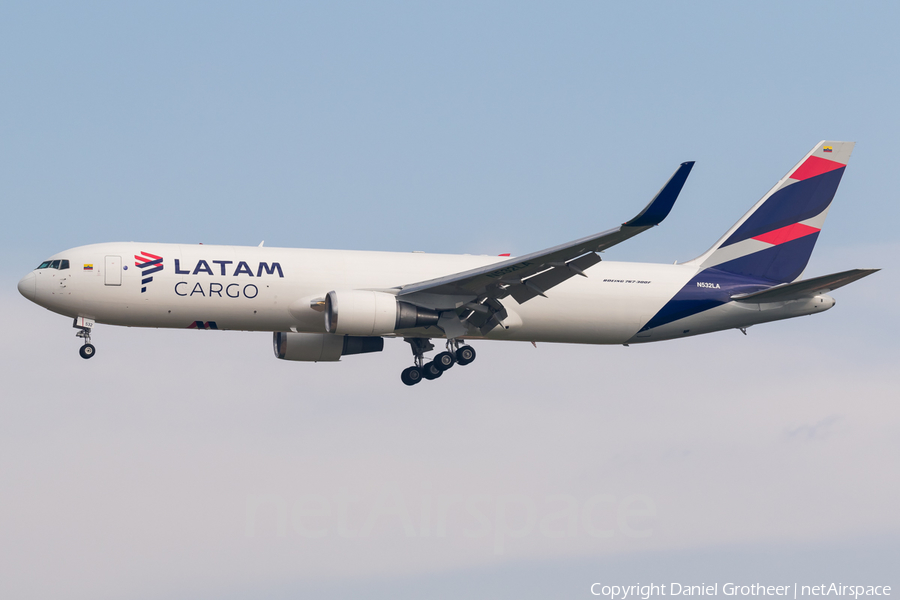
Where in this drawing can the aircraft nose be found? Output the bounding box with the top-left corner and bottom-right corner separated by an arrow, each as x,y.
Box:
17,272 -> 36,301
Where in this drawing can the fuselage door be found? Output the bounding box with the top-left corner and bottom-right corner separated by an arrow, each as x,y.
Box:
104,255 -> 122,286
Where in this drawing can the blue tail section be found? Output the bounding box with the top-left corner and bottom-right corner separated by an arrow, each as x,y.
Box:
642,141 -> 855,333
686,141 -> 854,284
711,231 -> 821,284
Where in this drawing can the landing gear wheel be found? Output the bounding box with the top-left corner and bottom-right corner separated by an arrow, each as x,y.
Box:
79,344 -> 96,359
401,366 -> 423,386
434,351 -> 455,371
455,345 -> 476,365
422,362 -> 443,380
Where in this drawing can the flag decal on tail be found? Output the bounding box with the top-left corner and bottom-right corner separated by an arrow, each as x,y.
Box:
823,146 -> 833,152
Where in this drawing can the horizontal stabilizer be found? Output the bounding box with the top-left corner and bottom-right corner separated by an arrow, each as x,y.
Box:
731,268 -> 879,303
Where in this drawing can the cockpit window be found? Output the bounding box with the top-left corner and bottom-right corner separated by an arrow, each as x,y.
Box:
36,260 -> 70,270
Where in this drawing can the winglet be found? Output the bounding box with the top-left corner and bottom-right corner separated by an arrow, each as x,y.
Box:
623,161 -> 695,228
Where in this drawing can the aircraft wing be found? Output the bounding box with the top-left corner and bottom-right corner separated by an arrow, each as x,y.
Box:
731,268 -> 880,303
398,161 -> 694,304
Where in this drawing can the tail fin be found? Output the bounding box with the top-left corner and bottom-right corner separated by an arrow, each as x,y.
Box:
685,141 -> 854,283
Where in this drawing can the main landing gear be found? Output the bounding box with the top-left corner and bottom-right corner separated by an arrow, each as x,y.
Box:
74,318 -> 96,359
401,338 -> 477,386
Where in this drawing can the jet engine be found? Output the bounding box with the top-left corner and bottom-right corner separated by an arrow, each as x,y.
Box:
324,290 -> 440,336
273,332 -> 384,362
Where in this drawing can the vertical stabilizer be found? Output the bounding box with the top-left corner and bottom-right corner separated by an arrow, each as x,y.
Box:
685,141 -> 854,283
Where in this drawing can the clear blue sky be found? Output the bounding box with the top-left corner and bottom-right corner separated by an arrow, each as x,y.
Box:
1,3 -> 897,599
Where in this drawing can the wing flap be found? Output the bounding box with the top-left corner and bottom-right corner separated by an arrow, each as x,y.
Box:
506,252 -> 602,304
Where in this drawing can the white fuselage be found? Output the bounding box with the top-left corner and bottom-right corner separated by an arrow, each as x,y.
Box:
21,242 -> 835,345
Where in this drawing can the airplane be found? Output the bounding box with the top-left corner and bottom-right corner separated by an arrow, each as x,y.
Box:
17,140 -> 878,386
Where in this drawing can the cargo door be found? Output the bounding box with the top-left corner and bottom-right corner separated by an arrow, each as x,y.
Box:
104,255 -> 122,286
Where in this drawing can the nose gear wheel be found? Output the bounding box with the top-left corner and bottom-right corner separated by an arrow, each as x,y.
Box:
75,322 -> 96,359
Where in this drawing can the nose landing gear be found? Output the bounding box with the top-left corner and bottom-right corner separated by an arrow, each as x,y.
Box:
401,338 -> 476,386
74,317 -> 96,359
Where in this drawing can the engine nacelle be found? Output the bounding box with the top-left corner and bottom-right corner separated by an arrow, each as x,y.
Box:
273,332 -> 384,362
324,290 -> 440,335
